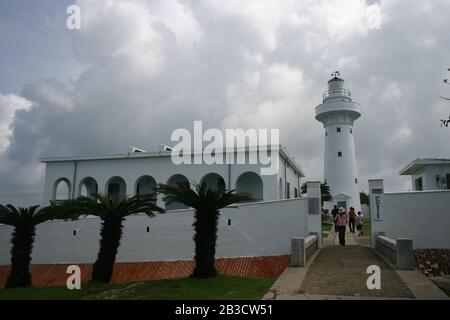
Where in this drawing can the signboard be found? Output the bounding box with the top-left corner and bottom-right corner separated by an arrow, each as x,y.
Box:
371,188 -> 383,221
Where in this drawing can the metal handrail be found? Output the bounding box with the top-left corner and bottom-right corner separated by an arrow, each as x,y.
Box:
322,88 -> 352,100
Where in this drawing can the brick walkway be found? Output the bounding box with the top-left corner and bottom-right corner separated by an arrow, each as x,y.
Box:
0,255 -> 289,288
298,245 -> 414,298
264,225 -> 448,300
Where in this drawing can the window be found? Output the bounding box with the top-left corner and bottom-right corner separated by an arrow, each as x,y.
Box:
337,127 -> 341,133
287,183 -> 291,199
325,132 -> 328,136
446,174 -> 450,189
294,188 -> 298,198
350,128 -> 353,134
415,177 -> 423,191
355,178 -> 358,184
338,151 -> 342,157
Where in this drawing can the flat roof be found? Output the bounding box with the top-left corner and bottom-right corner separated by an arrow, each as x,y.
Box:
40,144 -> 305,177
399,158 -> 450,175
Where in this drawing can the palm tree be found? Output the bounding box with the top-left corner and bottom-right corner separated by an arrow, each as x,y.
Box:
300,182 -> 332,205
0,204 -> 64,288
158,182 -> 254,278
52,193 -> 164,283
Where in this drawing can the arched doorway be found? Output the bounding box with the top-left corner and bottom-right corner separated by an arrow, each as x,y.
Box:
165,174 -> 190,210
106,176 -> 126,198
200,173 -> 226,191
78,177 -> 98,199
53,178 -> 71,201
135,175 -> 157,195
236,172 -> 263,201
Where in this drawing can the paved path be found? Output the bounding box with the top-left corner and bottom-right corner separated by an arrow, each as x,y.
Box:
298,245 -> 414,298
263,224 -> 448,300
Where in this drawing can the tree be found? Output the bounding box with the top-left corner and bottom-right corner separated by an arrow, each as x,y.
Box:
300,182 -> 332,205
158,182 -> 253,278
360,191 -> 369,205
0,204 -> 66,288
52,193 -> 164,283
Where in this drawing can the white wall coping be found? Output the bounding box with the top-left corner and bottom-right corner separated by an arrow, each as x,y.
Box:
304,235 -> 318,248
376,235 -> 396,249
384,190 -> 450,196
0,198 -> 309,225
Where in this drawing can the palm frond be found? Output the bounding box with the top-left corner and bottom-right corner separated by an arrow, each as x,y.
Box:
158,182 -> 254,211
49,193 -> 165,220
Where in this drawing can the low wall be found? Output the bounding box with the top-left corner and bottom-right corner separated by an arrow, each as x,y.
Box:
374,234 -> 414,270
0,197 -> 321,265
291,234 -> 319,267
369,180 -> 450,249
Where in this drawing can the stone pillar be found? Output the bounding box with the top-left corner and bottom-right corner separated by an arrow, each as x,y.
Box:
306,181 -> 322,247
291,238 -> 305,267
396,238 -> 414,270
369,179 -> 384,248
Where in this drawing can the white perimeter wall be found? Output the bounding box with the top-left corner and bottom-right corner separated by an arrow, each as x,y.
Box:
0,196 -> 322,265
369,179 -> 450,249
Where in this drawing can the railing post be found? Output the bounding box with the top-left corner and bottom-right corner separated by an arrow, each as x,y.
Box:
291,238 -> 305,267
396,238 -> 414,270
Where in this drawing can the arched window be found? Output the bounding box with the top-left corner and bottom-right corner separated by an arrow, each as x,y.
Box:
279,177 -> 284,200
53,178 -> 71,201
106,176 -> 126,199
166,174 -> 190,210
78,177 -> 98,199
236,172 -> 263,202
135,175 -> 157,196
200,173 -> 226,191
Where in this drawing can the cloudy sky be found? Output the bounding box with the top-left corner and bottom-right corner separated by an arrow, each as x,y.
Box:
0,0 -> 449,205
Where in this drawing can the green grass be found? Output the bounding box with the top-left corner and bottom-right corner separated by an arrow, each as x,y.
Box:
322,220 -> 333,238
443,288 -> 450,297
360,220 -> 371,236
0,275 -> 275,300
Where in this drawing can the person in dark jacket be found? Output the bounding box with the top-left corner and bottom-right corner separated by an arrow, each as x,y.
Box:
331,205 -> 339,232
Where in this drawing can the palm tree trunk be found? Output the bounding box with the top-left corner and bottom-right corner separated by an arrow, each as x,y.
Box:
193,210 -> 219,278
91,217 -> 124,283
6,225 -> 35,288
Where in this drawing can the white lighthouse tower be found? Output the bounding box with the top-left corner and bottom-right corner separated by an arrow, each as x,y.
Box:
315,72 -> 361,212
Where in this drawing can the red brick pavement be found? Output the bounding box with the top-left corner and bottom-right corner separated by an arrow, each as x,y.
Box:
0,255 -> 290,288
414,249 -> 450,277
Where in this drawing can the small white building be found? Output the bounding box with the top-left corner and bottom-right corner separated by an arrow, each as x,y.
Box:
40,145 -> 305,209
399,158 -> 450,191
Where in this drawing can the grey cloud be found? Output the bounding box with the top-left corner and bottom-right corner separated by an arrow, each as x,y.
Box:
0,0 -> 449,205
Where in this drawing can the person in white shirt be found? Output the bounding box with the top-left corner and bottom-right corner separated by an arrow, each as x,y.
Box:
356,211 -> 364,236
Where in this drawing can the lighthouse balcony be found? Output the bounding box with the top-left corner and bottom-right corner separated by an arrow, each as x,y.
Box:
315,100 -> 361,123
322,88 -> 352,101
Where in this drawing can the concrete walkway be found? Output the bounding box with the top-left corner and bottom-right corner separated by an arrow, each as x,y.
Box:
263,225 -> 448,300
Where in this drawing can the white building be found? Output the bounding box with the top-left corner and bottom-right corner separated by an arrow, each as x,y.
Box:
315,72 -> 361,212
40,145 -> 305,209
399,158 -> 450,191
